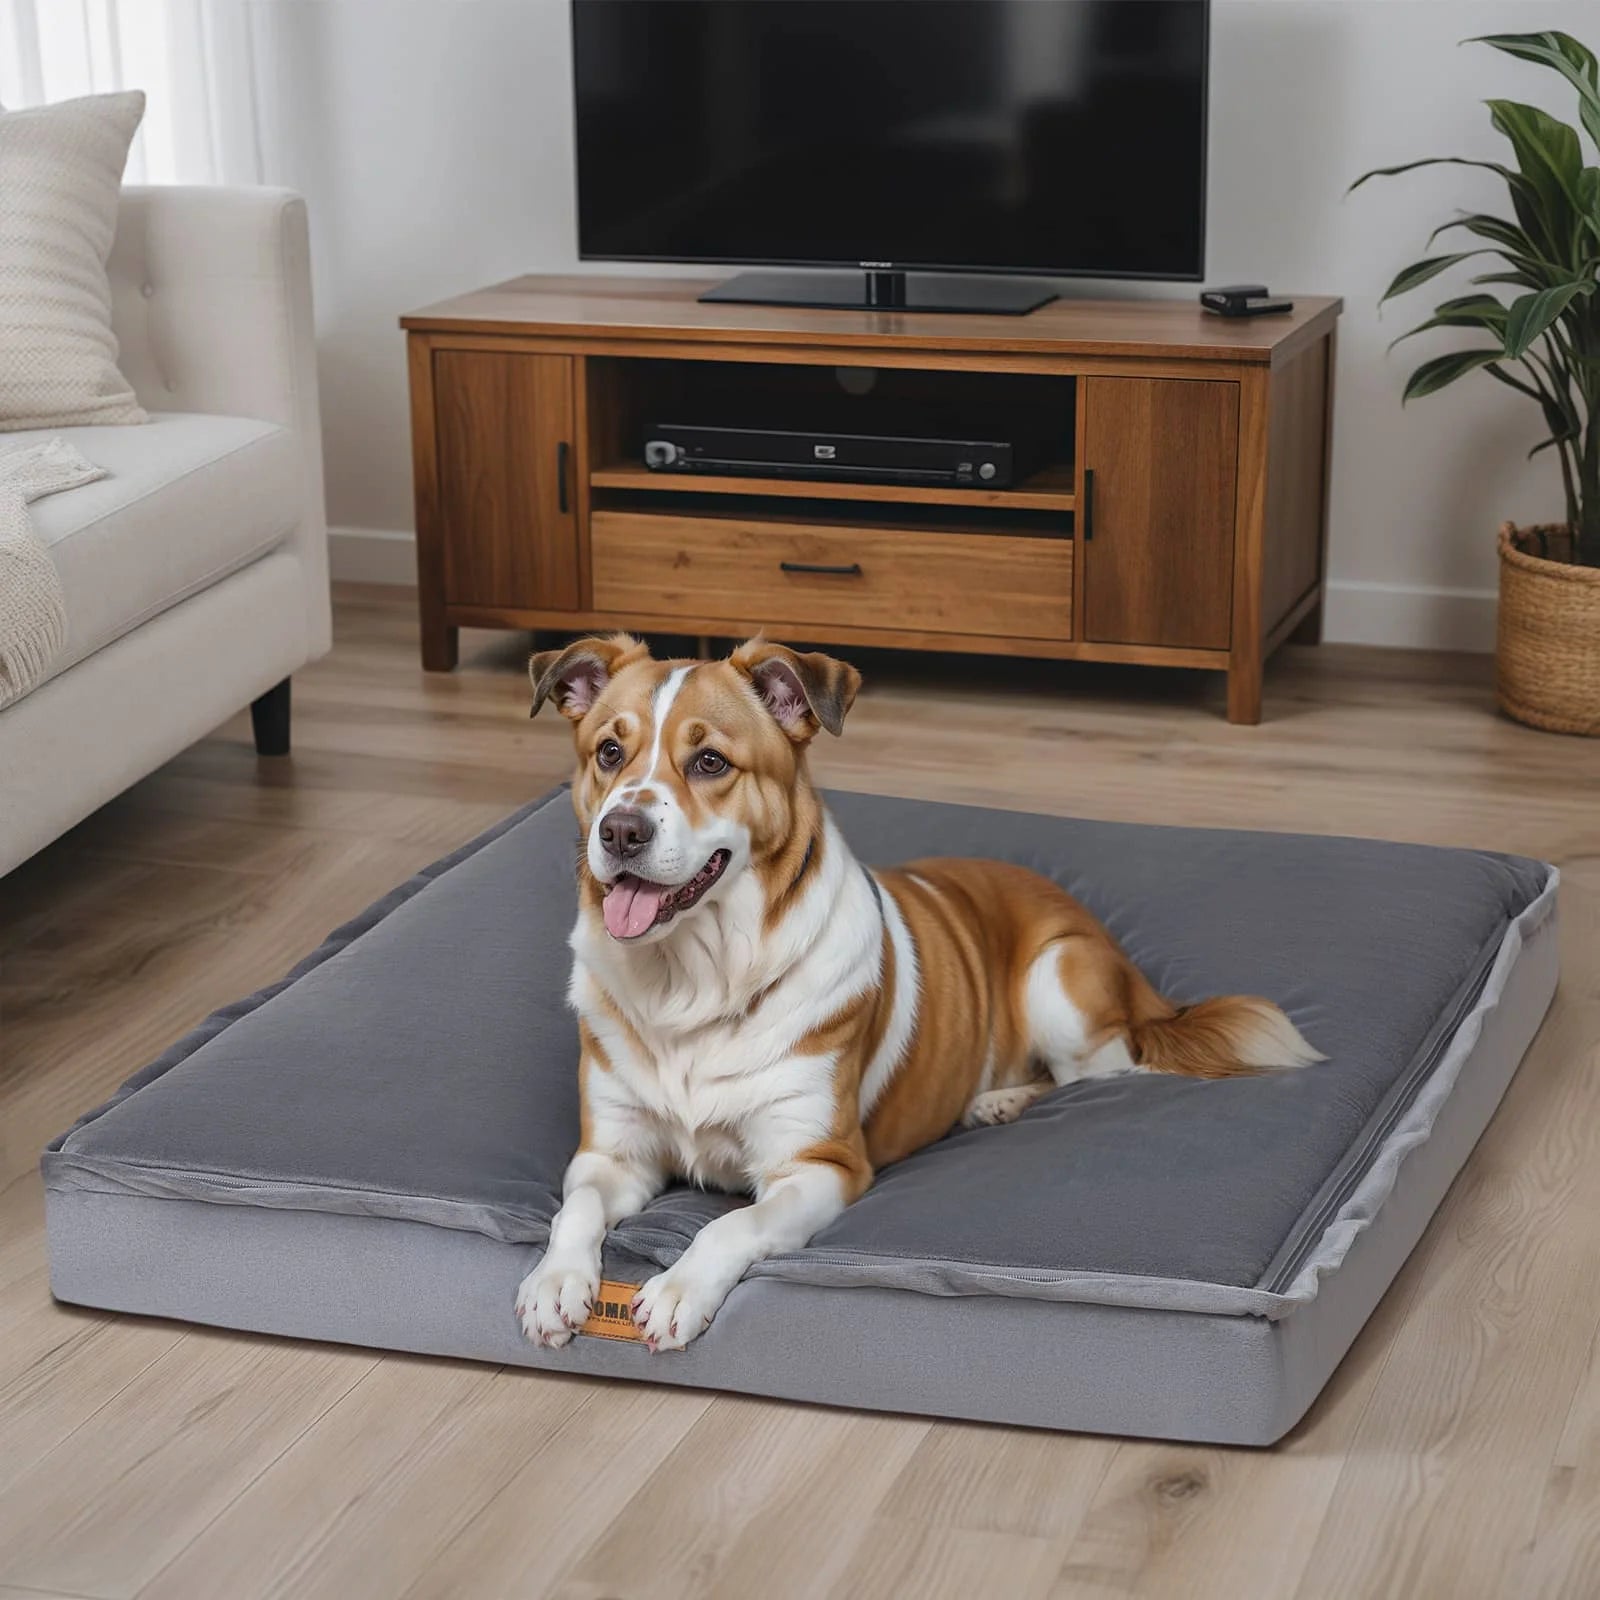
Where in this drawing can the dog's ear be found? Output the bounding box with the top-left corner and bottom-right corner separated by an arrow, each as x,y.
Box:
529,634 -> 649,721
730,638 -> 860,741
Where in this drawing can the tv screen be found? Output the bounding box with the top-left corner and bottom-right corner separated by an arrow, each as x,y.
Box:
572,0 -> 1209,282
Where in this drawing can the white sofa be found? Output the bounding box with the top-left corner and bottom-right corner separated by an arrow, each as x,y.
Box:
0,187 -> 331,878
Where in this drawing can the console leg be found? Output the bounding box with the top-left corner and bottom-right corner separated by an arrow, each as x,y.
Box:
422,621 -> 459,672
1226,660 -> 1263,726
250,678 -> 292,756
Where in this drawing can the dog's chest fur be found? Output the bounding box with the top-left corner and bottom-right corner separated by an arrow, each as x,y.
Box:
569,826 -> 884,1186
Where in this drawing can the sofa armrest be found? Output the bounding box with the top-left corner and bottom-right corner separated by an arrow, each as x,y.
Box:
109,186 -> 331,659
110,187 -> 316,430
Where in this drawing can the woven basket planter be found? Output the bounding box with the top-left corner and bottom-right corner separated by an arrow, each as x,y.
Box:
1497,523 -> 1600,736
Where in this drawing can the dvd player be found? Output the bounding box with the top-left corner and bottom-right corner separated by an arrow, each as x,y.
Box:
643,423 -> 1019,488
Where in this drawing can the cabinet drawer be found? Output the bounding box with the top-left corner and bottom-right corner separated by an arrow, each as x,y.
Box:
590,512 -> 1073,641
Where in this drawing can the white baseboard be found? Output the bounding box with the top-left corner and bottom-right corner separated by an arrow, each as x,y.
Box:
328,526 -> 417,587
1323,579 -> 1496,653
326,527 -> 1498,654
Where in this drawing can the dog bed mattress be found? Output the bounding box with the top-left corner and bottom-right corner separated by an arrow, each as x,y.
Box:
44,787 -> 1558,1445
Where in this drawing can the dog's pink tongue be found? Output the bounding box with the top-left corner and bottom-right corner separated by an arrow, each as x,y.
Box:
604,877 -> 666,940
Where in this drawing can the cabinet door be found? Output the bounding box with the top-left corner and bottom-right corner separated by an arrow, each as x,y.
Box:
1081,377 -> 1238,650
434,350 -> 579,610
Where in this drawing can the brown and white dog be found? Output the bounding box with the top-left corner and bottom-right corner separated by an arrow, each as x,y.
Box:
516,634 -> 1320,1352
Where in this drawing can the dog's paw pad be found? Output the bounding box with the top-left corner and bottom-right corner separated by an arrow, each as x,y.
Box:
515,1258 -> 598,1348
961,1086 -> 1043,1129
631,1265 -> 721,1352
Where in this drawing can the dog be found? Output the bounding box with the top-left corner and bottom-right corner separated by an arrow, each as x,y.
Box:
515,634 -> 1320,1352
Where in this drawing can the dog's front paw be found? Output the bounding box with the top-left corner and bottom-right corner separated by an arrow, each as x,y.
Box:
515,1254 -> 598,1348
631,1259 -> 728,1352
962,1085 -> 1042,1128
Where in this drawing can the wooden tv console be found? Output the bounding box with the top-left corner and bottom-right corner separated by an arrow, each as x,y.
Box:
402,277 -> 1340,723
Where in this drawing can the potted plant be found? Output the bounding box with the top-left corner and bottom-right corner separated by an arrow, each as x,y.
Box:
1354,30 -> 1600,735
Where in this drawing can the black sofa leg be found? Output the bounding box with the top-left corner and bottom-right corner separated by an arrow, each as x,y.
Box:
250,677 -> 292,756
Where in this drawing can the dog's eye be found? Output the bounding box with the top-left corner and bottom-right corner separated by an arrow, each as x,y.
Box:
596,739 -> 624,769
690,749 -> 729,777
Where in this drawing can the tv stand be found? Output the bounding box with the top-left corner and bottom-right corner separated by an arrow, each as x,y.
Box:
700,268 -> 1058,316
401,275 -> 1341,723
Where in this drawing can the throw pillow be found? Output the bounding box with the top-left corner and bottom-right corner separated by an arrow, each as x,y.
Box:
0,90 -> 148,430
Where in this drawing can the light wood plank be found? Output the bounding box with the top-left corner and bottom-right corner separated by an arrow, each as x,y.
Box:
142,1359 -> 592,1600
0,1335 -> 376,1598
0,1308 -> 180,1500
829,1520 -> 1066,1600
876,1422 -> 1117,1541
0,1171 -> 47,1292
553,1397 -> 929,1599
0,1193 -> 182,1498
400,1387 -> 713,1600
1516,1308 -> 1600,1600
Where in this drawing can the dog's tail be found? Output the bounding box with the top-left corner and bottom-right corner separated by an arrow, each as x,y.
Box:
1131,995 -> 1323,1080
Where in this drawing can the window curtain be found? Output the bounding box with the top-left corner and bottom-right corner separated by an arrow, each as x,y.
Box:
0,0 -> 264,184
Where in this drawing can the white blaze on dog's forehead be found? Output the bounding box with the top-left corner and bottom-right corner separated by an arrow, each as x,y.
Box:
612,664 -> 694,803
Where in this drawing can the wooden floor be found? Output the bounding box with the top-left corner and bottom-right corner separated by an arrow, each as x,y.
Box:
2,586 -> 1599,1599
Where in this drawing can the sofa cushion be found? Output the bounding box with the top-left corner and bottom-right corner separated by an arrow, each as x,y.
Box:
16,412 -> 300,685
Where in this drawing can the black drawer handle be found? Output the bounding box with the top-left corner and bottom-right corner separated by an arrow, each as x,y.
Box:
780,560 -> 862,577
1081,467 -> 1094,540
557,440 -> 571,514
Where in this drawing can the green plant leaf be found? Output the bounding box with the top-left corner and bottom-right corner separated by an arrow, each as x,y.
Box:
1528,434 -> 1575,458
1473,32 -> 1600,151
1347,152 -> 1556,255
1426,212 -> 1569,283
1350,155 -> 1524,190
1488,100 -> 1585,240
1472,268 -> 1544,289
1380,251 -> 1493,302
1436,292 -> 1512,322
1524,352 -> 1585,438
1403,349 -> 1505,400
1580,167 -> 1600,243
1427,212 -> 1533,252
1484,364 -> 1579,457
1437,292 -> 1509,310
1504,280 -> 1596,356
1485,362 -> 1546,402
1387,295 -> 1511,351
1473,30 -> 1599,85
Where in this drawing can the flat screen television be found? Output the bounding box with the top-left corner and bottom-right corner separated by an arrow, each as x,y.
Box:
571,0 -> 1209,315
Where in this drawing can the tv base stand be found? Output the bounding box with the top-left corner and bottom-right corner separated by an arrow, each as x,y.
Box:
402,276 -> 1341,723
699,268 -> 1059,316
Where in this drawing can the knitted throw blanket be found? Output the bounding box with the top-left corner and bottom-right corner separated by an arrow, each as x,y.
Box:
0,437 -> 104,709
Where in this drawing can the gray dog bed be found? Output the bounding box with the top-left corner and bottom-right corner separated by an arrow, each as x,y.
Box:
44,788 -> 1558,1445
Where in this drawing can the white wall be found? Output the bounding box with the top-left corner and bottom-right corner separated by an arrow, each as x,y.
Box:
253,0 -> 1596,649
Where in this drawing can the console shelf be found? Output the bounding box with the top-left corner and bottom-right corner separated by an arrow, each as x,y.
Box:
403,276 -> 1341,722
588,461 -> 1078,513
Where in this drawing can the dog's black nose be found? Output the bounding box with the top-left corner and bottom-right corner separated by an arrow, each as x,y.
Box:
599,807 -> 654,860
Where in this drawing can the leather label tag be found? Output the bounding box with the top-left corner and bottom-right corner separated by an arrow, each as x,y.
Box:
582,1279 -> 644,1342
